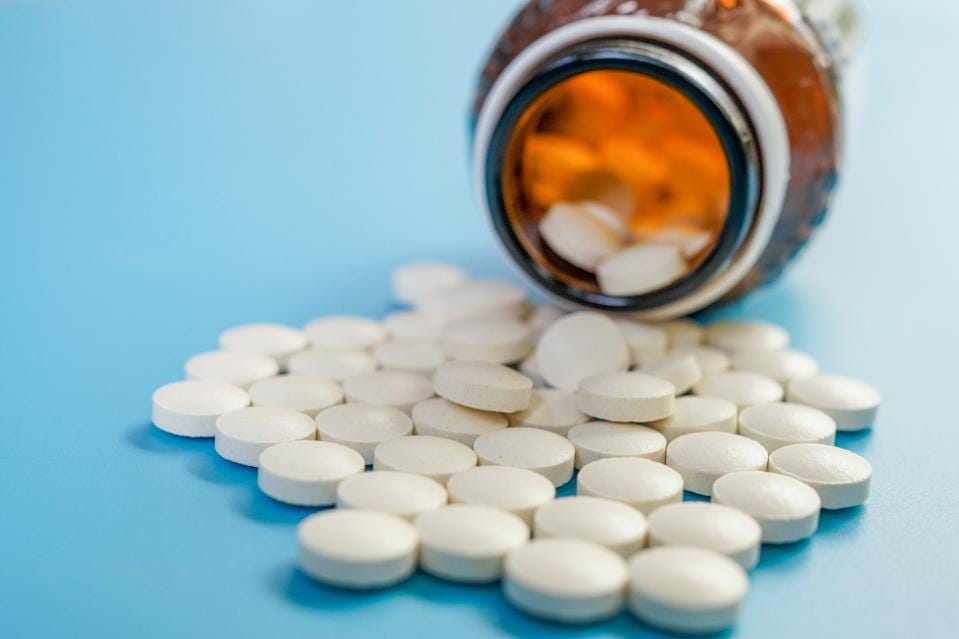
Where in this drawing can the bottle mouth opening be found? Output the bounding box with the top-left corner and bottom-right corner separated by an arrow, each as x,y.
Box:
484,38 -> 761,312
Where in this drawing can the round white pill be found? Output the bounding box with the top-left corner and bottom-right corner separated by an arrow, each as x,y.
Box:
504,538 -> 628,623
712,470 -> 821,543
535,312 -> 629,391
415,504 -> 530,583
597,243 -> 687,296
507,389 -> 589,436
539,201 -> 623,271
185,350 -> 279,389
373,435 -> 477,485
628,546 -> 748,634
649,395 -> 738,442
615,319 -> 668,366
248,375 -> 343,417
738,402 -> 837,452
152,380 -> 250,438
315,403 -> 413,464
534,496 -> 648,557
343,369 -> 434,414
639,354 -> 702,395
411,398 -> 507,447
577,457 -> 684,515
787,374 -> 881,431
287,348 -> 377,382
473,427 -> 575,487
647,502 -> 762,570
258,440 -> 365,506
214,406 -> 316,467
666,432 -> 769,496
660,319 -> 703,348
392,262 -> 468,306
418,280 -> 527,325
441,317 -> 532,364
567,421 -> 667,468
577,371 -> 675,423
433,360 -> 532,413
382,310 -> 444,341
671,345 -> 731,375
297,510 -> 418,589
304,315 -> 387,351
693,371 -> 784,410
706,320 -> 789,352
731,348 -> 819,384
769,443 -> 872,509
372,339 -> 445,375
336,471 -> 448,520
218,323 -> 308,369
447,466 -> 556,526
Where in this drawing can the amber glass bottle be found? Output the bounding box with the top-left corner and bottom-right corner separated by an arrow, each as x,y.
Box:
471,0 -> 857,318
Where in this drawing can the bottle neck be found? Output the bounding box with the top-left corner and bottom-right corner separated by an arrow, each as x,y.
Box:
484,38 -> 762,313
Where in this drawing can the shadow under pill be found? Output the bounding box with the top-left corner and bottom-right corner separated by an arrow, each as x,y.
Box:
756,537 -> 812,571
188,446 -> 256,487
817,505 -> 866,538
273,562 -> 405,613
238,489 -> 322,527
835,429 -> 874,455
125,422 -> 211,456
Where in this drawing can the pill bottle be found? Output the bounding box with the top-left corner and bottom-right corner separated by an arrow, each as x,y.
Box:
471,0 -> 858,318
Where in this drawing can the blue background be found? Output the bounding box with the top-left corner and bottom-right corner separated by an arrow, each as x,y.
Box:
2,1 -> 957,637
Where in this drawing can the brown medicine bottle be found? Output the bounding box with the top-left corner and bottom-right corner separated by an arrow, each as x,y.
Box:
471,0 -> 858,318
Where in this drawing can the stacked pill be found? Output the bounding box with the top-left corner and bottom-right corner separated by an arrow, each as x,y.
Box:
150,261 -> 878,634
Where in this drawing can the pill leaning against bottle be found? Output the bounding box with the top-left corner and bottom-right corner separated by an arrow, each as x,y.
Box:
535,312 -> 629,391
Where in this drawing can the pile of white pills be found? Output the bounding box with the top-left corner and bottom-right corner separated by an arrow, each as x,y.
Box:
150,261 -> 879,634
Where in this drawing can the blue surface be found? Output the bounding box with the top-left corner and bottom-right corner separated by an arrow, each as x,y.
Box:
2,1 -> 958,637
